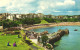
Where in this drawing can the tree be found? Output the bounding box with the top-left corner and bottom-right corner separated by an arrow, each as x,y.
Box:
43,17 -> 55,23
41,35 -> 48,43
2,19 -> 19,28
41,35 -> 48,46
33,17 -> 41,24
19,17 -> 41,25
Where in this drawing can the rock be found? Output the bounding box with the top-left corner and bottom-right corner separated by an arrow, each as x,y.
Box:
40,31 -> 49,35
64,29 -> 69,34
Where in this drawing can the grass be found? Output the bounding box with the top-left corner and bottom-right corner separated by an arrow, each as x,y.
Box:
40,20 -> 49,24
0,30 -> 44,50
0,34 -> 32,50
20,30 -> 44,50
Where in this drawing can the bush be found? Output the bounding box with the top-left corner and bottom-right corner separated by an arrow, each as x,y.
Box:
43,17 -> 55,23
2,19 -> 20,28
19,17 -> 41,25
41,35 -> 48,43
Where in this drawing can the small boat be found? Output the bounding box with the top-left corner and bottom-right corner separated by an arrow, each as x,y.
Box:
74,29 -> 78,31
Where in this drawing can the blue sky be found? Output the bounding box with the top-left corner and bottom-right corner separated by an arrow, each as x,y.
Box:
0,0 -> 80,15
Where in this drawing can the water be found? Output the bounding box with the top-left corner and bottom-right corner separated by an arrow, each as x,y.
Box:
30,26 -> 80,50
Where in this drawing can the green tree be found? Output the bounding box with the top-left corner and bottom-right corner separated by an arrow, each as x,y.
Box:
41,35 -> 48,46
41,35 -> 48,43
19,17 -> 41,25
43,17 -> 54,23
2,19 -> 19,28
33,17 -> 41,24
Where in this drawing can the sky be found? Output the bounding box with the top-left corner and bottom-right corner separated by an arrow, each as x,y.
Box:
0,0 -> 80,15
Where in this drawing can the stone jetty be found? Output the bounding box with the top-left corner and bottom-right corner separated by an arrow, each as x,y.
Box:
23,28 -> 69,50
48,29 -> 69,44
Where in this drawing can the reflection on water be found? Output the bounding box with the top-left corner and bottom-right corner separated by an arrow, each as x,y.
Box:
30,26 -> 80,50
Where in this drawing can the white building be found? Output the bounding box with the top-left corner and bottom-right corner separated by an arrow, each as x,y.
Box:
7,14 -> 14,20
0,26 -> 3,31
37,13 -> 44,18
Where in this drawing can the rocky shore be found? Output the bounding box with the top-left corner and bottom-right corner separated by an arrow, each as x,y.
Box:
23,22 -> 79,50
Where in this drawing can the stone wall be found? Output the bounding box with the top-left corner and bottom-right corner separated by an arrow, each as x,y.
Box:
49,29 -> 69,44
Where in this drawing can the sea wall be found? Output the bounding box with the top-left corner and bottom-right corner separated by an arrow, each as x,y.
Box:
49,29 -> 69,44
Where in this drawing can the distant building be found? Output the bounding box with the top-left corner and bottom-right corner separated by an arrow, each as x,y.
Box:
0,26 -> 3,32
0,13 -> 8,20
44,15 -> 52,18
7,14 -> 14,20
27,13 -> 35,18
56,16 -> 63,19
37,13 -> 44,18
15,14 -> 21,19
63,16 -> 68,19
0,13 -> 80,21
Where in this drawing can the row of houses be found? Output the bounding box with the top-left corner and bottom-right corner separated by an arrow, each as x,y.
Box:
55,15 -> 80,19
0,13 -> 55,21
0,13 -> 80,21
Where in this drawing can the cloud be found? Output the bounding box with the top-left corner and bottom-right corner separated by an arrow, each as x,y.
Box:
53,11 -> 80,13
56,0 -> 75,6
0,0 -> 12,7
0,0 -> 79,15
67,11 -> 80,12
53,11 -> 61,12
36,0 -> 76,14
36,10 -> 43,13
6,0 -> 36,13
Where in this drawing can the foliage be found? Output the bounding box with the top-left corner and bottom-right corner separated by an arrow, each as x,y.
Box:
2,19 -> 20,28
33,17 -> 41,24
46,43 -> 52,49
0,21 -> 2,26
43,17 -> 80,23
41,35 -> 48,43
1,17 -> 80,28
19,17 -> 41,25
43,17 -> 55,23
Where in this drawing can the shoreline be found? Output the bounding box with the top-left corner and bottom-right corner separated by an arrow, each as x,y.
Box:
24,22 -> 76,50
25,22 -> 80,30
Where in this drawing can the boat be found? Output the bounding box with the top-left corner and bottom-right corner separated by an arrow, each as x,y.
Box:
74,29 -> 78,31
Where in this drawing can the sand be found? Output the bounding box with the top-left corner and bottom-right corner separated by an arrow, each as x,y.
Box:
25,22 -> 80,30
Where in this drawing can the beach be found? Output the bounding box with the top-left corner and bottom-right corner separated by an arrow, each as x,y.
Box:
25,22 -> 80,30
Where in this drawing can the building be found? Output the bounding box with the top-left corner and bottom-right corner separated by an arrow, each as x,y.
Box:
37,13 -> 44,18
7,14 -> 14,20
27,13 -> 34,18
0,26 -> 3,32
0,13 -> 8,20
1,13 -> 80,21
44,15 -> 53,18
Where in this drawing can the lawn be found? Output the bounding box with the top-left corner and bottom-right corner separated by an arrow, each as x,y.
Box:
0,35 -> 32,50
0,31 -> 44,50
40,20 -> 49,24
20,30 -> 44,50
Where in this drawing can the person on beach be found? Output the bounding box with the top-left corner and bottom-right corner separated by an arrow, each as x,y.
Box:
13,42 -> 17,47
7,41 -> 11,46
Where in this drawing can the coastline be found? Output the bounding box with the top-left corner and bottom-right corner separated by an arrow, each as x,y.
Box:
24,22 -> 76,50
24,22 -> 72,50
25,22 -> 80,30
